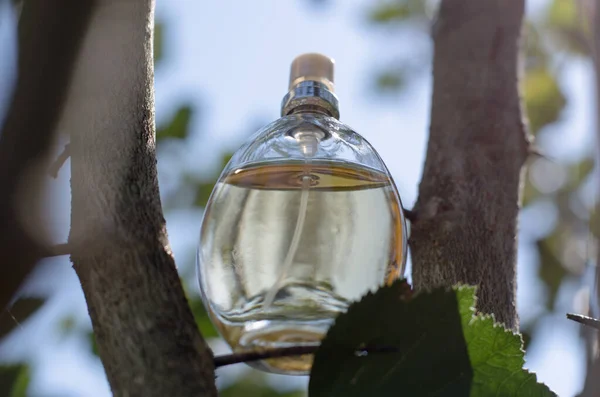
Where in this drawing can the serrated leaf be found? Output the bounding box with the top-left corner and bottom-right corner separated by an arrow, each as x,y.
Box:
157,105 -> 193,140
455,286 -> 556,396
310,282 -> 554,396
309,280 -> 472,397
0,365 -> 30,397
523,68 -> 566,133
0,297 -> 45,340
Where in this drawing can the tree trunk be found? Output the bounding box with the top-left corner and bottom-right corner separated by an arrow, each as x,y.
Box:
0,0 -> 94,310
410,0 -> 529,330
65,1 -> 217,395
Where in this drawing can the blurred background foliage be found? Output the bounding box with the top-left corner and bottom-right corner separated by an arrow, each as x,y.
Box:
0,0 -> 598,395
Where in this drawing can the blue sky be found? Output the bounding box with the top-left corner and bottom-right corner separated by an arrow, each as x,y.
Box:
0,0 -> 594,396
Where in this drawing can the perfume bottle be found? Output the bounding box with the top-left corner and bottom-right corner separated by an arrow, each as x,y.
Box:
197,53 -> 408,375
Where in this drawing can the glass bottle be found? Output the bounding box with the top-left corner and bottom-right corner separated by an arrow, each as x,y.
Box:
197,53 -> 408,375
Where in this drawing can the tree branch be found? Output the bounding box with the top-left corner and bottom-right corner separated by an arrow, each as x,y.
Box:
215,346 -> 318,368
213,344 -> 400,368
48,243 -> 70,257
403,208 -> 417,223
567,313 -> 600,330
66,1 -> 217,395
49,143 -> 70,178
0,0 -> 96,310
410,0 -> 528,330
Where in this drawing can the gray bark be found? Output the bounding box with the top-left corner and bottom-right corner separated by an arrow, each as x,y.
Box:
410,0 -> 529,330
0,0 -> 95,310
65,1 -> 217,395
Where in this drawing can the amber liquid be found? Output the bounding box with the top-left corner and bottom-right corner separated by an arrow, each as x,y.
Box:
198,161 -> 405,374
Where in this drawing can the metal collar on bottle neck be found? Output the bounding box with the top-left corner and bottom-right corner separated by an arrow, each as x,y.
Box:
280,80 -> 340,120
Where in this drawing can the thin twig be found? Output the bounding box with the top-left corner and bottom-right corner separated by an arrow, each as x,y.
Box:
213,344 -> 400,368
47,243 -> 70,257
403,208 -> 417,223
214,346 -> 318,368
566,313 -> 600,330
49,143 -> 70,178
527,145 -> 550,160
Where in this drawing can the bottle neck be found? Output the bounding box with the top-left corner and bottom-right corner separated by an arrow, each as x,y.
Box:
288,105 -> 332,117
280,81 -> 340,119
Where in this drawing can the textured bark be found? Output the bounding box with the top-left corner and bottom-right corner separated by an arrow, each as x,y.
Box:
0,1 -> 95,310
410,0 -> 529,330
65,1 -> 217,395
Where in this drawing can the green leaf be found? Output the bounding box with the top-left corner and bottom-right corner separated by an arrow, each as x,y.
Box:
545,0 -> 590,56
369,3 -> 411,22
7,367 -> 29,397
189,297 -> 219,339
521,329 -> 532,351
190,152 -> 233,208
0,365 -> 30,397
591,205 -> 600,239
154,22 -> 165,65
220,377 -> 305,397
548,0 -> 577,28
566,157 -> 594,190
455,286 -> 556,396
536,233 -> 568,310
59,316 -> 77,336
521,175 -> 541,207
88,331 -> 100,357
309,282 -> 555,396
157,105 -> 193,140
368,0 -> 426,24
523,22 -> 550,71
193,182 -> 215,208
0,297 -> 45,340
375,70 -> 405,92
309,280 -> 472,397
220,152 -> 234,170
523,68 -> 566,134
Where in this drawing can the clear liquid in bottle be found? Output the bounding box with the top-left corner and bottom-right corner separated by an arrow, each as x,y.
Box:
198,160 -> 405,374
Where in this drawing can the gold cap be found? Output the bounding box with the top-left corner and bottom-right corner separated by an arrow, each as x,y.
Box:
288,53 -> 335,92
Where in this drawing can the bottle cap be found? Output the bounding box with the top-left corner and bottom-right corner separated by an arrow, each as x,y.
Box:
288,53 -> 335,92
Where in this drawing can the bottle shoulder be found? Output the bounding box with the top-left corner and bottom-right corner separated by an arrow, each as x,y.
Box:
224,113 -> 388,175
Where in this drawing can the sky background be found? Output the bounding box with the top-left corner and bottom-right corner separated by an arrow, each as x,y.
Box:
0,0 -> 595,396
